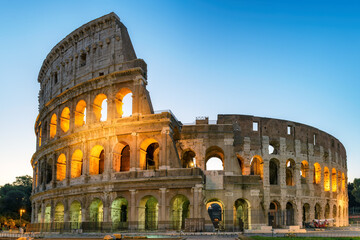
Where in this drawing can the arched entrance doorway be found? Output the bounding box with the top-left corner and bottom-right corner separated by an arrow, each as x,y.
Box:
234,199 -> 250,231
206,200 -> 224,230
170,195 -> 190,230
138,196 -> 158,230
268,201 -> 281,228
286,202 -> 294,226
111,197 -> 128,230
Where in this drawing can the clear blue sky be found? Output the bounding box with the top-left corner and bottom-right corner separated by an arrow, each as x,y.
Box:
0,0 -> 359,185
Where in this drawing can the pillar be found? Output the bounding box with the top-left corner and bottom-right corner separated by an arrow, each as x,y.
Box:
159,188 -> 167,229
129,189 -> 137,230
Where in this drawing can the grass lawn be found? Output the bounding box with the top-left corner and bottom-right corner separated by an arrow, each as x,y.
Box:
250,237 -> 360,240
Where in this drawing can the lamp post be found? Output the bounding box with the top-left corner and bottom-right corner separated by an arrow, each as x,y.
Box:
19,209 -> 25,227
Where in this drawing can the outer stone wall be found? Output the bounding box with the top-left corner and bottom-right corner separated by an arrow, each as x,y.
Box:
30,13 -> 348,232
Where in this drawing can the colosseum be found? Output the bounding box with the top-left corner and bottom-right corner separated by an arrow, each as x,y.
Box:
30,12 -> 348,232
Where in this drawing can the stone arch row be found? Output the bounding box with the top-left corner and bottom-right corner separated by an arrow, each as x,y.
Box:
35,193 -> 191,231
267,159 -> 346,191
34,137 -> 161,185
36,87 -> 133,147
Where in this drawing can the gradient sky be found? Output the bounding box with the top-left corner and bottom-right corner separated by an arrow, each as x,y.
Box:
0,0 -> 359,185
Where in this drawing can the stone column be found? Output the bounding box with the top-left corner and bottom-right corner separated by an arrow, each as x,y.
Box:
52,154 -> 57,188
159,127 -> 169,169
103,138 -> 112,181
129,189 -> 137,230
131,132 -> 139,171
158,188 -> 167,230
66,147 -> 71,186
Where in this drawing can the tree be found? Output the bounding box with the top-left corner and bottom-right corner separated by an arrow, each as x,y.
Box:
0,175 -> 32,222
351,178 -> 360,204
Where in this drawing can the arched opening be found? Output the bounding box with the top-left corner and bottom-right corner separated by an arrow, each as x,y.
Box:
45,159 -> 52,184
333,204 -> 337,219
286,159 -> 295,186
182,150 -> 196,168
115,88 -> 132,117
43,122 -> 47,142
301,160 -> 309,180
286,202 -> 294,226
44,205 -> 51,223
303,203 -> 310,224
332,168 -> 337,192
60,107 -> 70,133
138,196 -> 158,230
54,202 -> 64,223
56,154 -> 66,181
206,157 -> 223,170
38,122 -> 42,147
207,200 -> 224,230
236,154 -> 244,175
324,167 -> 330,191
111,197 -> 128,230
70,201 -> 82,229
234,199 -> 249,231
75,100 -> 87,127
140,139 -> 159,170
89,198 -> 103,223
315,203 -> 321,219
205,146 -> 224,171
313,163 -> 321,184
342,173 -> 345,191
268,201 -> 281,228
71,150 -> 83,178
89,145 -> 105,175
93,94 -> 107,122
170,195 -> 190,230
50,114 -> 57,139
113,142 -> 130,172
250,156 -> 263,178
325,203 -> 330,219
269,159 -> 279,185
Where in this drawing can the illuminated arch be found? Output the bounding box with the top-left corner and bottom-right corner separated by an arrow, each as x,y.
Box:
250,155 -> 263,178
139,195 -> 158,230
206,199 -> 225,230
93,93 -> 107,122
324,167 -> 330,191
338,171 -> 342,191
342,173 -> 345,191
182,149 -> 196,168
140,138 -> 159,170
75,100 -> 87,127
89,198 -> 103,223
170,195 -> 190,230
54,202 -> 64,223
70,200 -> 82,229
313,163 -> 321,184
44,204 -> 51,223
234,198 -> 250,230
332,168 -> 337,192
38,122 -> 42,147
115,88 -> 132,117
56,154 -> 66,181
89,145 -> 105,175
205,146 -> 224,170
236,154 -> 245,175
71,149 -> 83,178
111,197 -> 128,230
113,142 -> 130,172
301,160 -> 309,178
286,159 -> 295,186
60,107 -> 70,132
50,114 -> 57,138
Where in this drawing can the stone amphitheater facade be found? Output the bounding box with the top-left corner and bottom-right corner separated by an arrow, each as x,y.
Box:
30,13 -> 348,232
